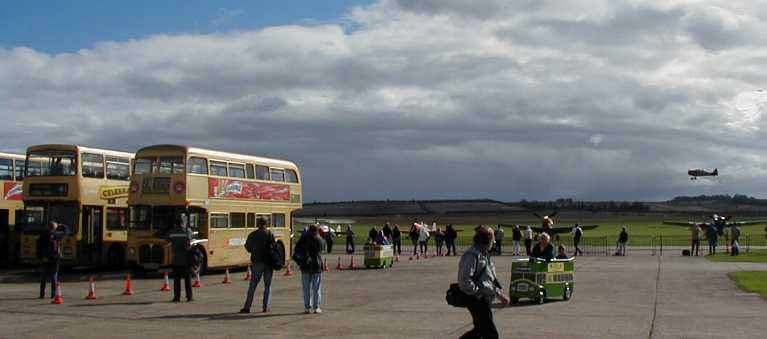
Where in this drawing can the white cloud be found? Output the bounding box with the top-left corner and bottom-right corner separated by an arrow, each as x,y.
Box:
3,0 -> 767,201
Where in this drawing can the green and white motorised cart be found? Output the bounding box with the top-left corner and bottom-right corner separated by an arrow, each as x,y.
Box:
363,244 -> 394,268
509,257 -> 575,304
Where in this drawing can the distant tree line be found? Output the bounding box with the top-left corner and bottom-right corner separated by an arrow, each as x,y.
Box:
669,194 -> 767,205
514,199 -> 650,212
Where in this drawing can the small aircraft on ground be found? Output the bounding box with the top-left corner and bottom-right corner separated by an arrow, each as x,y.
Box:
663,214 -> 765,235
501,212 -> 598,235
688,168 -> 718,180
294,217 -> 356,237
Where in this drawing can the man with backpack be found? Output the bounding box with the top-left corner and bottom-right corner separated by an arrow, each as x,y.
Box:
37,221 -> 68,299
294,225 -> 325,314
241,218 -> 276,313
456,225 -> 509,339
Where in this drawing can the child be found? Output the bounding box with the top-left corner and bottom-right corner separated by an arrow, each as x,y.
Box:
556,244 -> 569,259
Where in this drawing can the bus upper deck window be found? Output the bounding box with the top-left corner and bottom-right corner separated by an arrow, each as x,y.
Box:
159,157 -> 184,174
0,158 -> 12,180
210,161 -> 227,177
285,169 -> 299,183
106,156 -> 130,180
81,153 -> 105,178
270,169 -> 285,182
188,157 -> 208,175
14,160 -> 25,180
229,164 -> 246,178
255,165 -> 269,180
133,158 -> 154,175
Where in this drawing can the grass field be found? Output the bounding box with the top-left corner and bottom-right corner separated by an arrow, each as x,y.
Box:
707,250 -> 767,263
296,217 -> 767,247
728,271 -> 767,299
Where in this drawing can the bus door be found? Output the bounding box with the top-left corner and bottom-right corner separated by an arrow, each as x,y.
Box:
81,206 -> 104,265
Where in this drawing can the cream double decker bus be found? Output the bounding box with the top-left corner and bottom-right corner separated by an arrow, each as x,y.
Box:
20,145 -> 134,267
1,152 -> 25,266
126,145 -> 301,272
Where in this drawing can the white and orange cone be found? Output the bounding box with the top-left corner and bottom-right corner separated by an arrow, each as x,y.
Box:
222,268 -> 232,284
160,272 -> 171,292
192,270 -> 202,288
85,276 -> 97,300
52,283 -> 64,304
244,266 -> 252,281
122,274 -> 134,296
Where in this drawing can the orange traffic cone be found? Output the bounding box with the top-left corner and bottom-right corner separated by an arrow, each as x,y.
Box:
85,276 -> 97,300
244,266 -> 252,281
160,272 -> 171,292
323,258 -> 329,272
52,283 -> 64,304
336,256 -> 343,270
192,270 -> 202,288
347,256 -> 357,270
222,268 -> 232,284
122,274 -> 134,295
284,263 -> 294,276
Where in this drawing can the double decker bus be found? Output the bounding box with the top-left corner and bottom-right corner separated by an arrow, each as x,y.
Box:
20,145 -> 134,267
1,152 -> 25,266
126,145 -> 302,272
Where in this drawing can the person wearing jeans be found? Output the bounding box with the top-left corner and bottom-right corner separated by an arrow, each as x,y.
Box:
243,262 -> 273,312
241,218 -> 275,313
298,225 -> 325,314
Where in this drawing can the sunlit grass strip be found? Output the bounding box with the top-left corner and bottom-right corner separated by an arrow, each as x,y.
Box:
728,271 -> 767,299
707,251 -> 767,263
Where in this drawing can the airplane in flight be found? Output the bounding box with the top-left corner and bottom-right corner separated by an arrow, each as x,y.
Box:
688,168 -> 717,180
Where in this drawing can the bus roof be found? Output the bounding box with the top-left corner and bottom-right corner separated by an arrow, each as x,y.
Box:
136,144 -> 298,169
0,151 -> 25,160
27,144 -> 134,158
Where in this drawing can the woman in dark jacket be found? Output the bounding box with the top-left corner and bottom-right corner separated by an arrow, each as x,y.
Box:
445,224 -> 458,256
298,225 -> 325,314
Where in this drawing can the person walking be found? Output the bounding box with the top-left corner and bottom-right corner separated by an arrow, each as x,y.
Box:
493,225 -> 504,255
168,218 -> 194,302
434,227 -> 445,256
410,221 -> 420,256
730,225 -> 741,256
457,225 -> 509,339
37,221 -> 68,299
241,218 -> 275,313
705,225 -> 718,256
392,224 -> 402,256
511,225 -> 522,256
297,225 -> 325,314
617,227 -> 629,256
572,224 -> 583,256
418,223 -> 430,256
345,225 -> 355,254
690,224 -> 701,256
523,226 -> 533,256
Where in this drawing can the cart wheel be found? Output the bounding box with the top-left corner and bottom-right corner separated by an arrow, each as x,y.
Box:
509,297 -> 519,305
535,291 -> 546,305
563,286 -> 573,301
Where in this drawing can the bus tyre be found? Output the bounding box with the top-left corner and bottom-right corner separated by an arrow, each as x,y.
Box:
535,290 -> 545,305
563,285 -> 573,301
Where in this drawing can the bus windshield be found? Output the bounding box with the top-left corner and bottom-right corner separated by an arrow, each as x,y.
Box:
27,151 -> 77,176
23,202 -> 79,232
131,205 -> 202,235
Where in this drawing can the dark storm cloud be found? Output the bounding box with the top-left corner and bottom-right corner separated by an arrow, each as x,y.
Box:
3,0 -> 767,201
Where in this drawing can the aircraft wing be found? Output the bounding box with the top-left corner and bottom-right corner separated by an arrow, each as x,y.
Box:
662,221 -> 698,226
532,225 -> 598,234
294,217 -> 356,225
729,220 -> 767,226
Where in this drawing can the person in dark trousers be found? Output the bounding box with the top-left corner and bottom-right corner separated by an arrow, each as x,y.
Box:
531,233 -> 555,261
168,219 -> 194,302
241,218 -> 274,313
368,226 -> 378,244
345,225 -> 355,254
690,224 -> 701,256
705,225 -> 718,256
457,225 -> 509,339
382,222 -> 392,242
434,227 -> 445,256
37,221 -> 68,299
297,225 -> 325,314
391,224 -> 402,255
617,227 -> 629,256
572,224 -> 583,256
445,224 -> 458,256
324,227 -> 334,254
409,222 -> 420,255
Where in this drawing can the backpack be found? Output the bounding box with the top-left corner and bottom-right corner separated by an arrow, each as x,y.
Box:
265,233 -> 284,271
292,236 -> 308,268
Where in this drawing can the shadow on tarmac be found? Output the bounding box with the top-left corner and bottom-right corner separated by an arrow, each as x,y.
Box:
72,301 -> 157,307
141,311 -> 307,321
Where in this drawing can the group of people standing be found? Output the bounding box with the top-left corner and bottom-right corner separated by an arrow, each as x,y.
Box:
691,224 -> 741,256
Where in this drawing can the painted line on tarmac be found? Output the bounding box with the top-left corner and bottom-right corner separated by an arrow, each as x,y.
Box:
647,255 -> 661,339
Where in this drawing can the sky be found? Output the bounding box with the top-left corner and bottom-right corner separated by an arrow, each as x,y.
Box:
2,0 -> 767,202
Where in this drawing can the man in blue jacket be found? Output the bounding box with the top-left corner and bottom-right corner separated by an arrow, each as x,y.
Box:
37,221 -> 68,299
